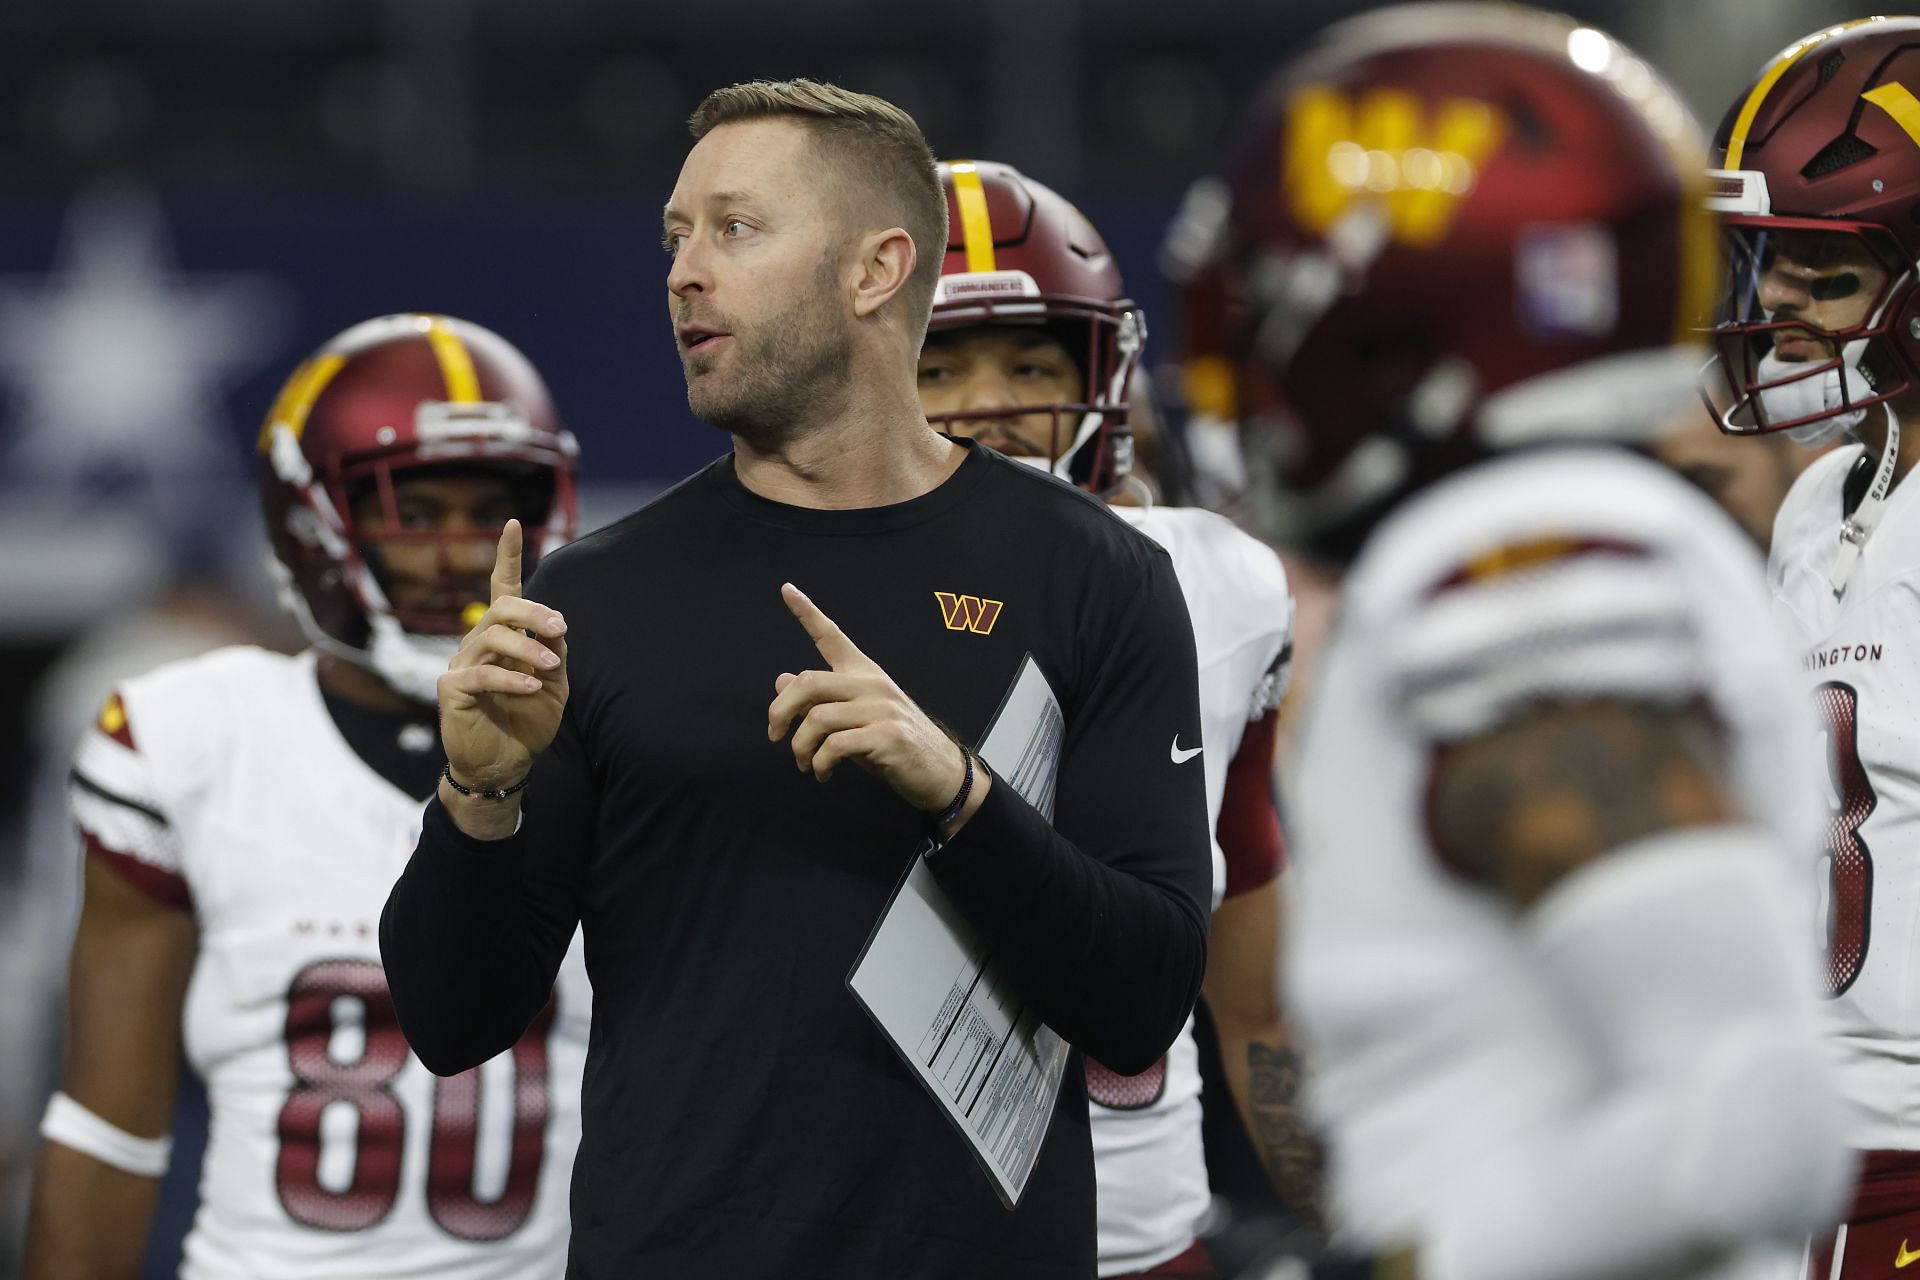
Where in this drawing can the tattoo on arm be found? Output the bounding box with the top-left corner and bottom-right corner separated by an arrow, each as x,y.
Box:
1247,1039 -> 1326,1236
1427,700 -> 1734,907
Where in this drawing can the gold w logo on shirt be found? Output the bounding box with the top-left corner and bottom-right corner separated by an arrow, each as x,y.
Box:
935,592 -> 1003,635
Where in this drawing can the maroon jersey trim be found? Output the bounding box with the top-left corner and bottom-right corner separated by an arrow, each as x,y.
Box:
1220,709 -> 1285,898
80,829 -> 193,912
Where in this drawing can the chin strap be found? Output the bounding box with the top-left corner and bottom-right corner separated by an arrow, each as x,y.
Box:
365,614 -> 460,705
1116,473 -> 1155,511
1829,404 -> 1900,593
265,554 -> 453,705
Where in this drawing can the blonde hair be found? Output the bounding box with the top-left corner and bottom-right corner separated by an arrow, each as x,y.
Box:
690,79 -> 947,345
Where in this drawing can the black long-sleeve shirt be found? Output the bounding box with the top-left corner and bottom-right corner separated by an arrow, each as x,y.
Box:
381,441 -> 1212,1278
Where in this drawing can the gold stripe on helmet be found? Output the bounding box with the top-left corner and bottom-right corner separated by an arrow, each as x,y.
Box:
949,162 -> 997,273
258,353 -> 347,449
1864,81 -> 1920,149
424,315 -> 483,403
1724,19 -> 1885,168
1673,164 -> 1719,344
1463,536 -> 1582,583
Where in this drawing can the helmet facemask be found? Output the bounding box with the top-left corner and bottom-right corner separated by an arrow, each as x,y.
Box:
340,461 -> 563,638
922,301 -> 1145,496
1708,218 -> 1912,446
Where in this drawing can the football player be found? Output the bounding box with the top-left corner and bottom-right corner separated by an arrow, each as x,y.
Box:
23,314 -> 592,1280
1704,16 -> 1920,1274
919,159 -> 1313,1278
1214,6 -> 1851,1277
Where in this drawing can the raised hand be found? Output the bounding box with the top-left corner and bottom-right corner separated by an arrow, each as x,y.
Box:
436,520 -> 570,826
767,583 -> 981,822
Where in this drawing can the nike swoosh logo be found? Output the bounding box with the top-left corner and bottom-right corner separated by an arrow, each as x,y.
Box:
1899,1239 -> 1920,1269
1170,736 -> 1202,765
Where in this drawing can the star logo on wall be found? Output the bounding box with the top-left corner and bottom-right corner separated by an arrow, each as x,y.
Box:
0,181 -> 289,486
0,182 -> 294,633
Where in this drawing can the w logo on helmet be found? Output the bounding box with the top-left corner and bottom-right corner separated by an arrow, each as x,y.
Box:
935,592 -> 1003,635
1285,87 -> 1506,246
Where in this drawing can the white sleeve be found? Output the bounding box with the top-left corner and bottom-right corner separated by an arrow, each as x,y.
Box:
1240,536 -> 1294,721
1177,509 -> 1294,723
67,690 -> 191,908
1247,633 -> 1292,721
1420,826 -> 1851,1280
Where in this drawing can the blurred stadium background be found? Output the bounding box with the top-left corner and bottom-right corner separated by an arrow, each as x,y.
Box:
0,0 -> 1858,1273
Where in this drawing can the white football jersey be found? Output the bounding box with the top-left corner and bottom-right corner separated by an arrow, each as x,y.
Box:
1771,443 -> 1920,1153
1287,448 -> 1821,1269
67,647 -> 589,1280
1097,504 -> 1293,1276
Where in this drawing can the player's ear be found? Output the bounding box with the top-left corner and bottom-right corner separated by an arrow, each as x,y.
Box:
850,226 -> 915,322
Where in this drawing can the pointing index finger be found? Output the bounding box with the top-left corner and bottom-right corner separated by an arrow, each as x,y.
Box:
781,583 -> 865,670
491,519 -> 524,604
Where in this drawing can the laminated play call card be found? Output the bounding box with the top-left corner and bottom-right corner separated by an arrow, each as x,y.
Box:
848,654 -> 1068,1208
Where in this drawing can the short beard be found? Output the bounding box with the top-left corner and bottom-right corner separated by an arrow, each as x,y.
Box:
683,253 -> 853,448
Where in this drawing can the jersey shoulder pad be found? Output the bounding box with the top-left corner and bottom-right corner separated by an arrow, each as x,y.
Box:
1130,505 -> 1294,642
71,646 -> 305,904
117,645 -> 305,757
1179,506 -> 1292,606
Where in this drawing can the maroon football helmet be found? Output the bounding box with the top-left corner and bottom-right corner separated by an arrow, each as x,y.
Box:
1704,18 -> 1920,441
1217,4 -> 1717,559
927,159 -> 1146,495
259,313 -> 579,699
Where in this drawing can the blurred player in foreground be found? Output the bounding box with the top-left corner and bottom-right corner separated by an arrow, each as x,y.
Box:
1215,6 -> 1850,1277
24,314 -> 591,1280
1704,16 -> 1920,1274
918,159 -> 1316,1277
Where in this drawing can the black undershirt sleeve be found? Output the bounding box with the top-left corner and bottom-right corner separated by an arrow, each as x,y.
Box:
926,544 -> 1212,1075
380,583 -> 593,1077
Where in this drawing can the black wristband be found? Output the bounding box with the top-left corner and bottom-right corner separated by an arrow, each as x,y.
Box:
441,762 -> 530,801
931,745 -> 975,832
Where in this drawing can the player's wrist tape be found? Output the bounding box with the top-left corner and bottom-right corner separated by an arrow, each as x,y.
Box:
931,746 -> 976,831
40,1092 -> 171,1177
441,762 -> 530,801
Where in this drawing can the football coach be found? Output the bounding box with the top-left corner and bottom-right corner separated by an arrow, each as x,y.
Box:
382,79 -> 1212,1279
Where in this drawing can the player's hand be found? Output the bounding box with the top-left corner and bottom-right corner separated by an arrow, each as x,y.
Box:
437,520 -> 569,799
767,583 -> 975,816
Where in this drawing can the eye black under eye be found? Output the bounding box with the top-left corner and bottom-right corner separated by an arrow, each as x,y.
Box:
1811,273 -> 1863,301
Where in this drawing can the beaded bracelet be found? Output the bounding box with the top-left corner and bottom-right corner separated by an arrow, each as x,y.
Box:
932,746 -> 976,831
441,762 -> 531,801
